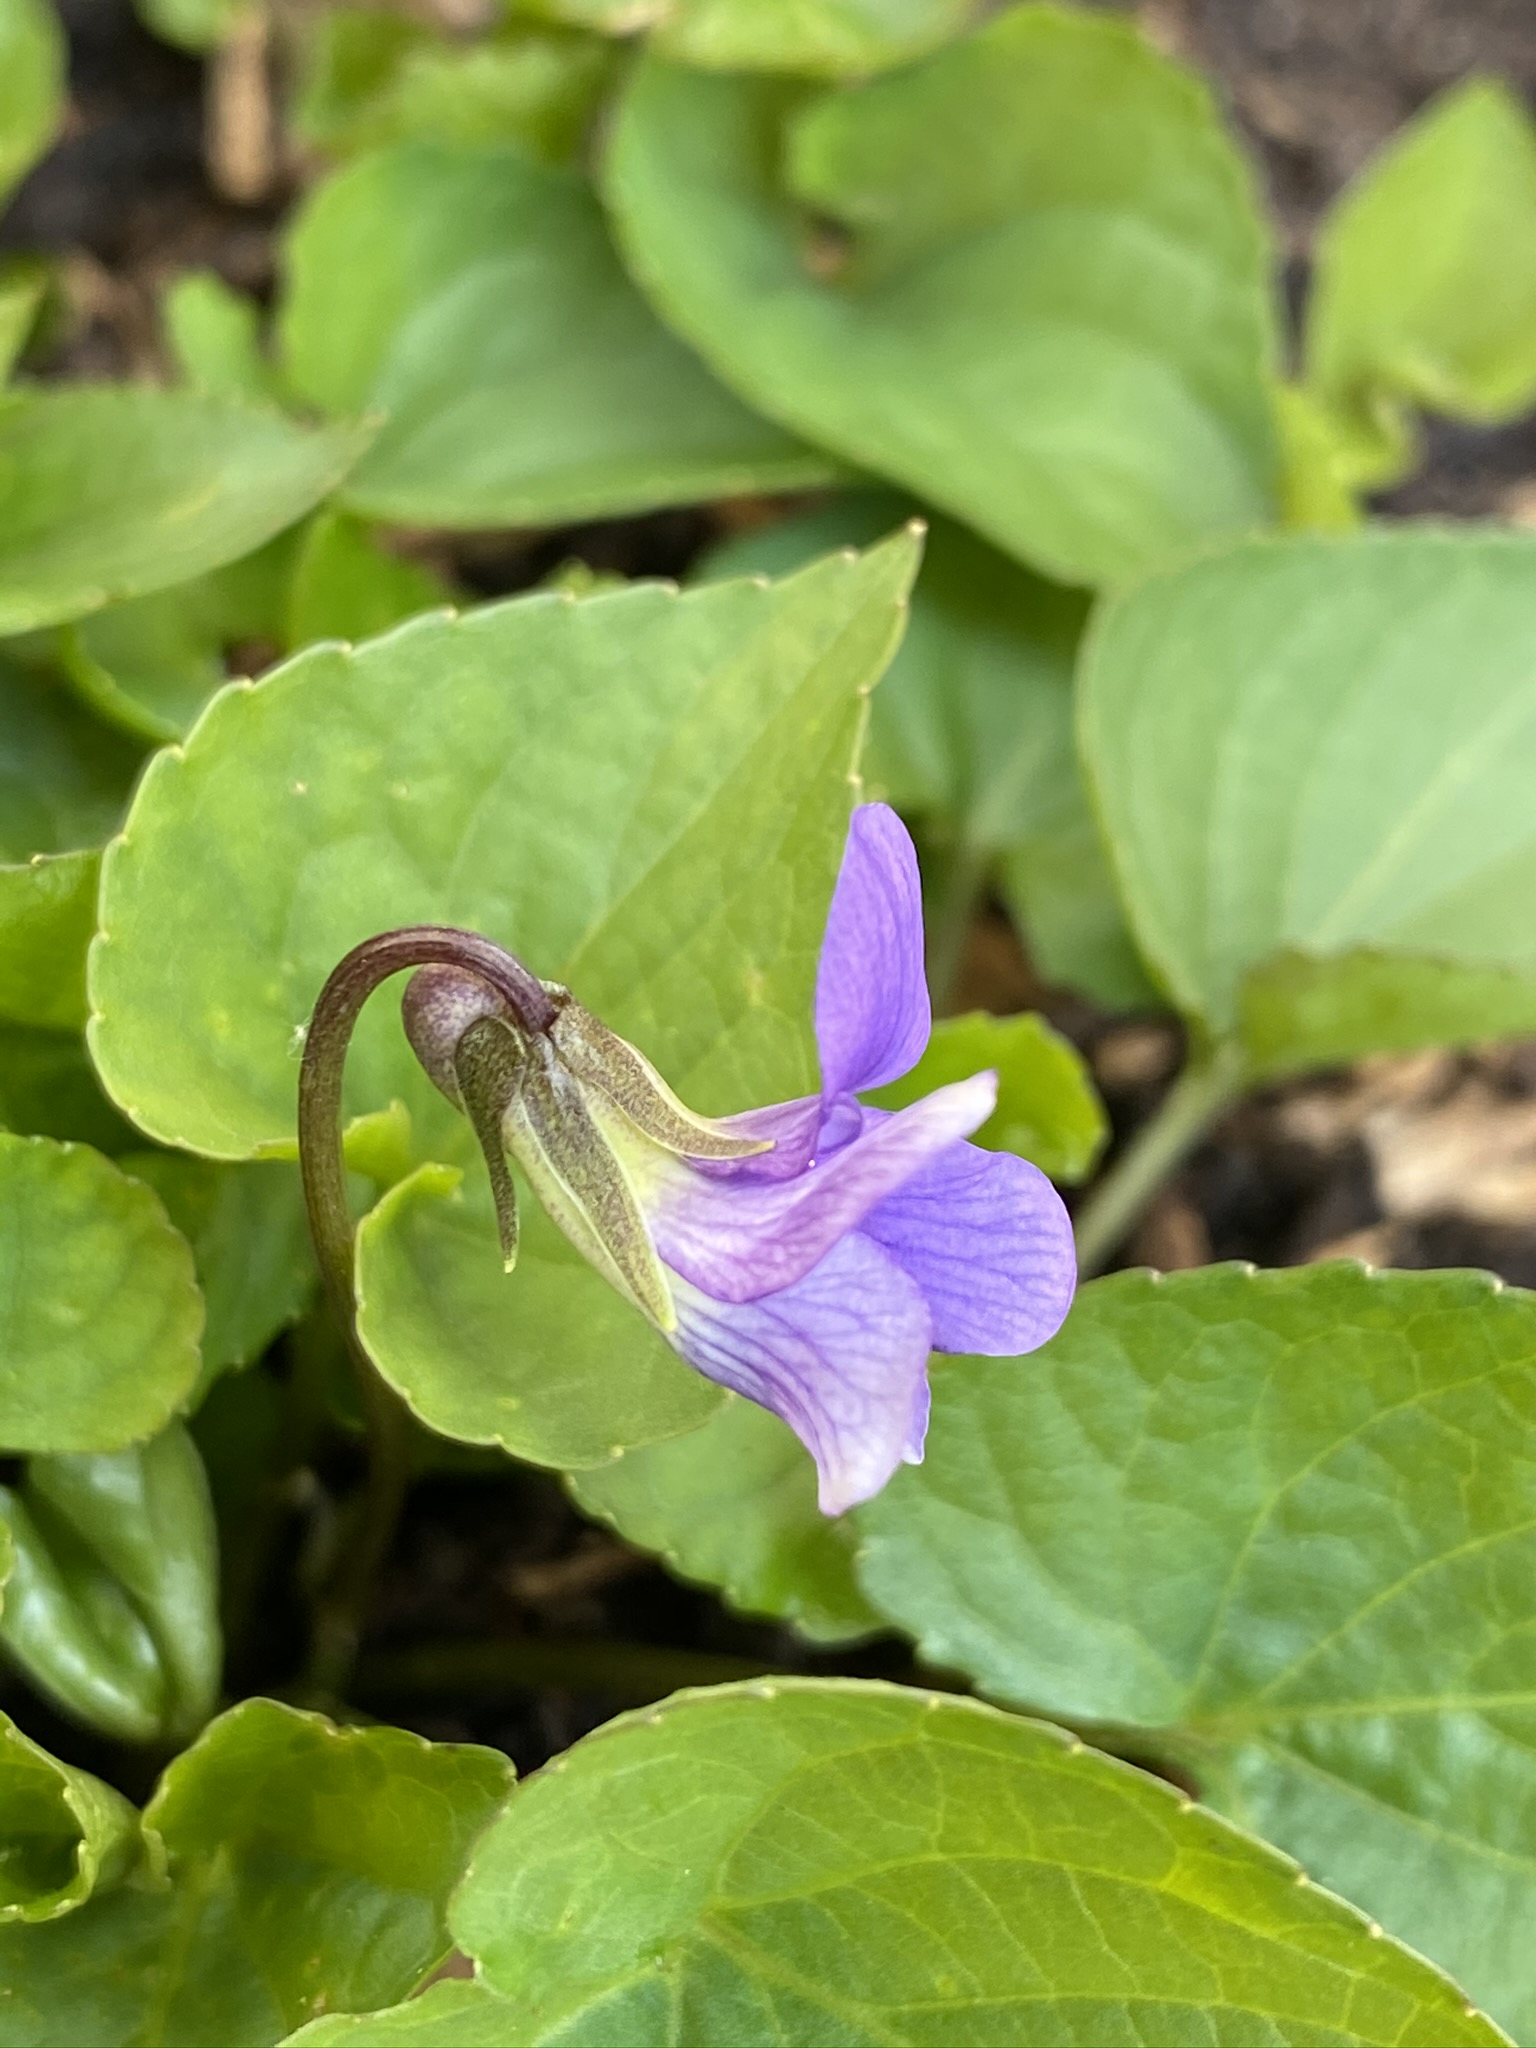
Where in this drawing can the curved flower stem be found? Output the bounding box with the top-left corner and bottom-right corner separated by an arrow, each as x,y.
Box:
1072,1041 -> 1248,1279
296,925 -> 555,1701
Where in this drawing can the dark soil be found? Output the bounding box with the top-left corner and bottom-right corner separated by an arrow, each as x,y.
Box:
6,0 -> 1536,1783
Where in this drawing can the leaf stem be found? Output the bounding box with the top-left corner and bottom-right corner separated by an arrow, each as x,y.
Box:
1072,1041 -> 1246,1279
295,925 -> 556,1703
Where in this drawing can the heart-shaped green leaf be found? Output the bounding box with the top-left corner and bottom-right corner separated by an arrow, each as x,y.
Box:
1080,527 -> 1536,1074
1306,80 -> 1536,489
605,5 -> 1278,588
866,1010 -> 1107,1183
120,1154 -> 313,1394
0,1135 -> 202,1454
0,1711 -> 139,1923
568,1393 -> 882,1641
855,1262 -> 1536,2044
92,536 -> 917,1463
651,0 -> 981,77
0,1422 -> 219,1743
0,388 -> 366,636
0,0 -> 63,205
0,1698 -> 511,2045
426,1679 -> 1500,2047
698,494 -> 1152,1007
278,139 -> 835,530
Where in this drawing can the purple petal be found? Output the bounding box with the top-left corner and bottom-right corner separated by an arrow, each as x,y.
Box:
816,803 -> 930,1098
649,1074 -> 996,1303
667,1231 -> 933,1515
858,1119 -> 1077,1355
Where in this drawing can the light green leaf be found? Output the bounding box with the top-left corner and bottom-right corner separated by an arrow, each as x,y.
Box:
653,0 -> 981,77
120,1153 -> 313,1392
62,528 -> 298,743
0,1021 -> 138,1152
698,495 -> 1151,1008
1306,79 -> 1536,490
163,269 -> 276,399
1239,947 -> 1536,1077
568,1393 -> 882,1641
0,0 -> 63,204
286,509 -> 453,650
91,537 -> 919,1465
855,1262 -> 1536,2044
1080,527 -> 1536,1074
0,388 -> 367,636
0,264 -> 45,383
0,1711 -> 139,1923
439,1677 -> 1501,2047
865,1009 -> 1107,1183
0,850 -> 100,1030
282,1979 -> 526,2047
292,10 -> 616,164
0,1698 -> 512,2045
0,1423 -> 219,1744
134,0 -> 241,53
278,139 -> 835,530
605,5 -> 1278,588
0,1135 -> 202,1454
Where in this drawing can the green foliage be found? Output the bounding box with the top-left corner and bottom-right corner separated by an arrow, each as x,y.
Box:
651,0 -> 983,76
0,0 -> 63,205
92,537 -> 917,1465
0,1136 -> 202,1454
569,1394 -> 883,1640
163,270 -> 277,401
1080,527 -> 1536,1074
606,5 -> 1278,588
286,510 -> 452,649
0,1021 -> 138,1151
0,1424 -> 219,1744
0,1699 -> 512,2044
278,140 -> 835,529
855,1263 -> 1536,2043
866,1009 -> 1107,1182
0,389 -> 367,636
0,1712 -> 139,1922
1306,79 -> 1536,489
293,1679 -> 1502,2048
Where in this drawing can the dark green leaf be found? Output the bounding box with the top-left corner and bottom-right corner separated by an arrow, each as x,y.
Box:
279,140 -> 835,529
0,1423 -> 219,1744
0,1135 -> 202,1454
855,1262 -> 1536,2044
605,7 -> 1278,586
0,1698 -> 512,2045
0,1022 -> 138,1152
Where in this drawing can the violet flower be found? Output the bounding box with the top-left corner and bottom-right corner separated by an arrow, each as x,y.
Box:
301,806 -> 1076,1518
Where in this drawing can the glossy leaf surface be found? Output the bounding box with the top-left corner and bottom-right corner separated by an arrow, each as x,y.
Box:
1306,80 -> 1536,487
0,1699 -> 512,2045
279,140 -> 833,529
856,1262 -> 1536,2043
92,538 -> 917,1464
0,1136 -> 202,1454
0,1711 -> 138,1923
0,389 -> 365,635
1080,527 -> 1536,1070
435,1679 -> 1498,2047
0,1423 -> 219,1744
606,6 -> 1278,587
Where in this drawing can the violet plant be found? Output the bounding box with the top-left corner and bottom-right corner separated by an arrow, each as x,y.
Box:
1,3 -> 1536,2045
